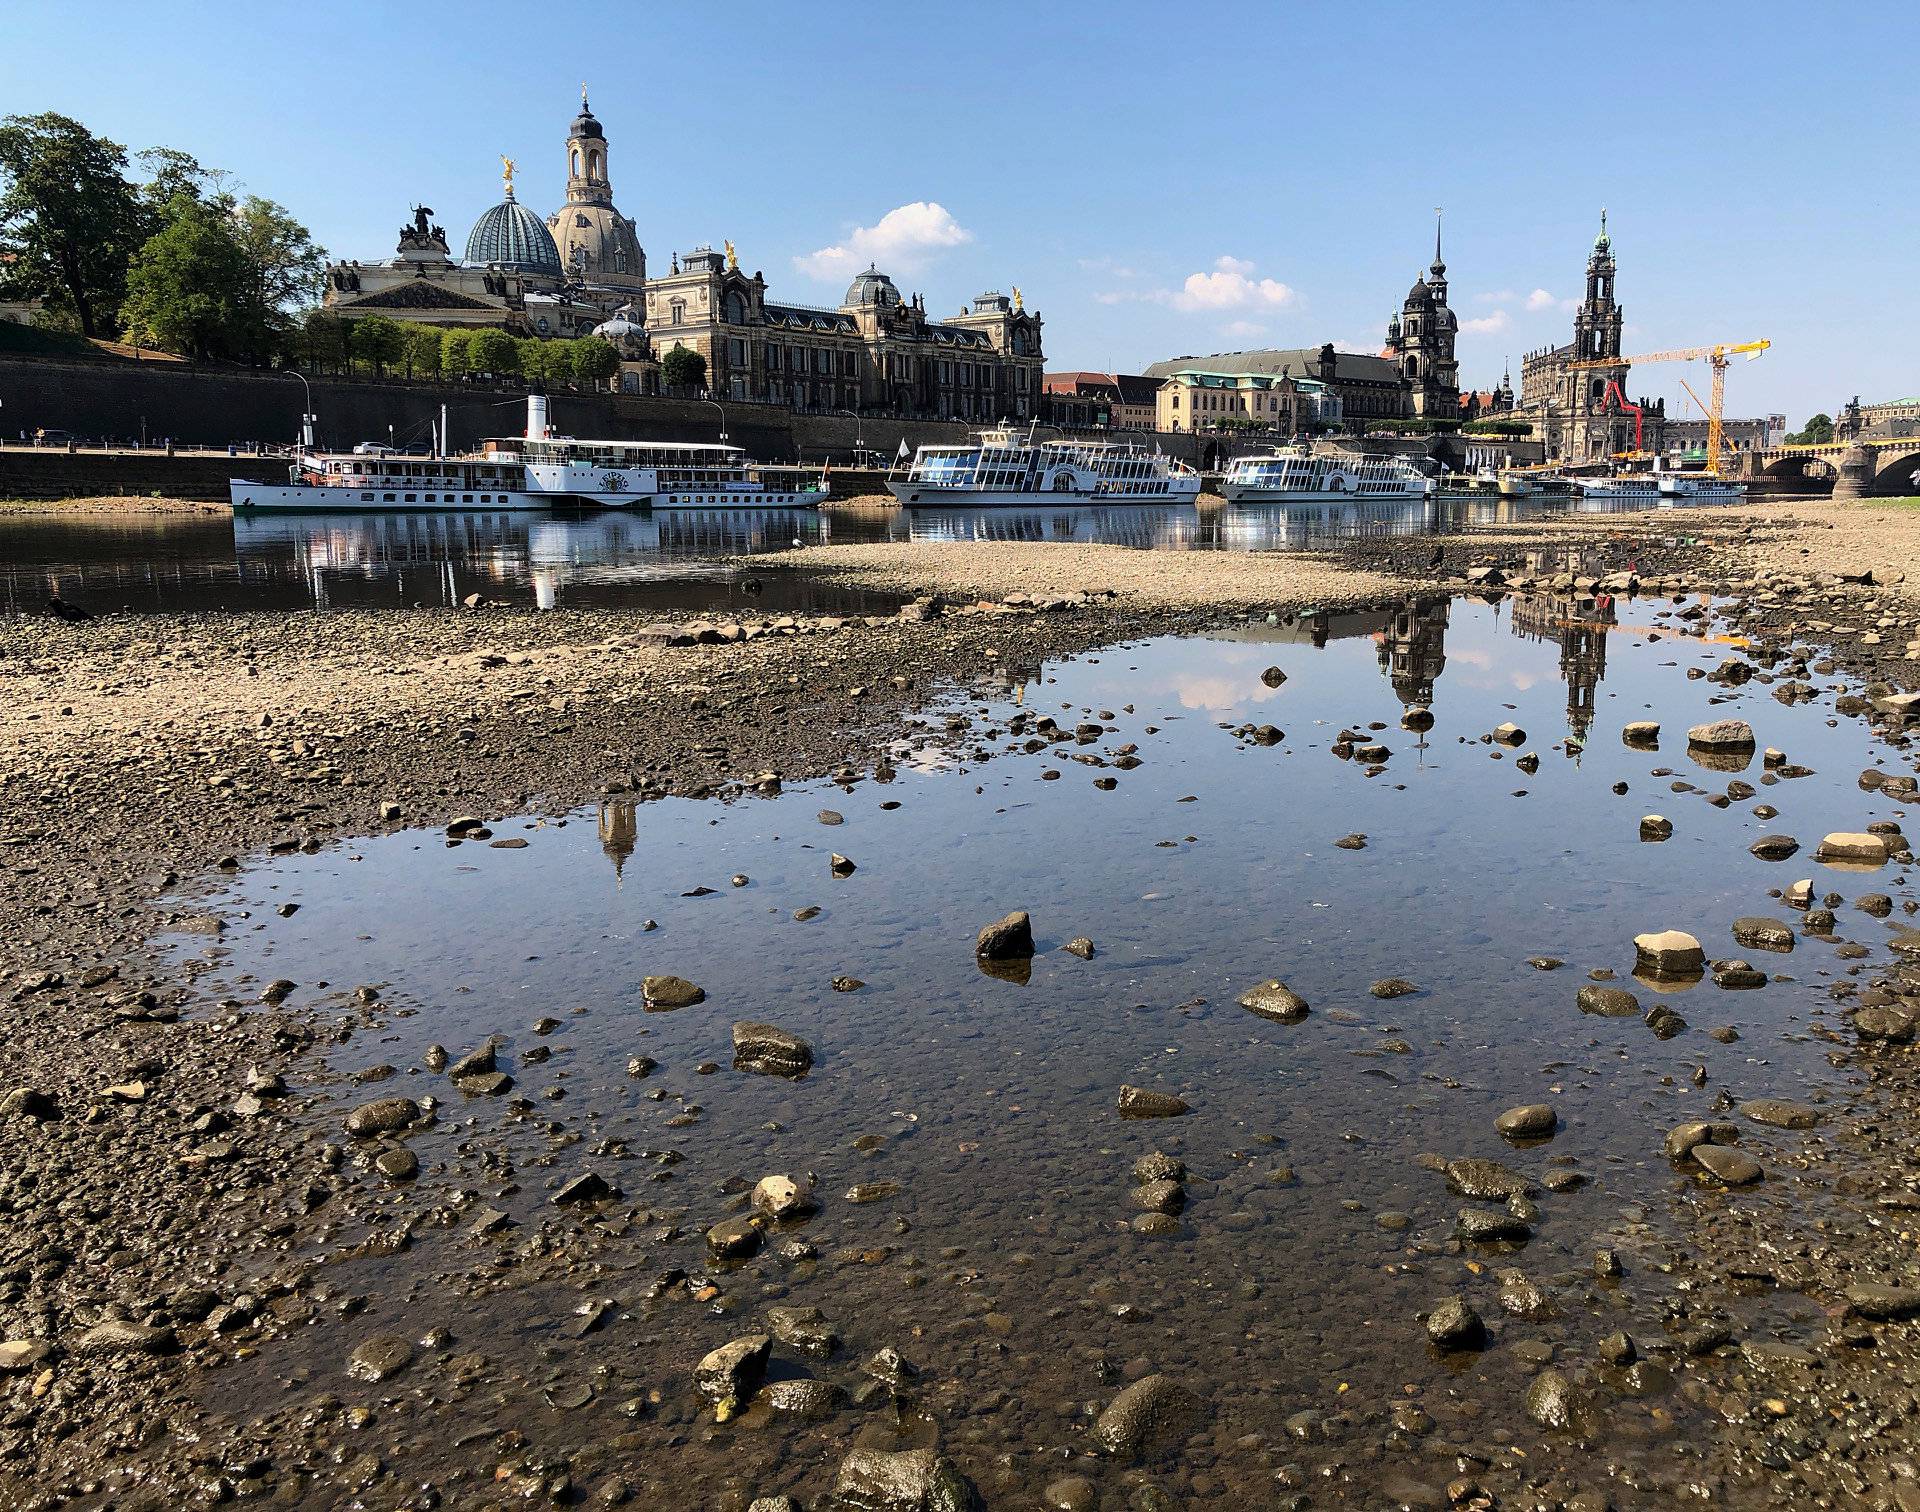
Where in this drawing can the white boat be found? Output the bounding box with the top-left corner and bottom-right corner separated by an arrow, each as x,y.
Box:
230,393 -> 828,512
1221,446 -> 1435,504
1572,472 -> 1746,507
885,427 -> 1201,506
1496,471 -> 1542,498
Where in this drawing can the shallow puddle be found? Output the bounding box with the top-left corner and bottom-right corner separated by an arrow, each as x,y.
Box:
163,594 -> 1913,1505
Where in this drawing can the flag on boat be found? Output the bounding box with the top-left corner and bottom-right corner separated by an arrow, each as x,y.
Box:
896,437 -> 910,461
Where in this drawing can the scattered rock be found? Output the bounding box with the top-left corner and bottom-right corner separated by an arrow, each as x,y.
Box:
1495,1104 -> 1557,1141
974,911 -> 1034,960
732,1022 -> 814,1078
694,1335 -> 771,1419
1117,1086 -> 1190,1119
1634,929 -> 1705,978
1092,1374 -> 1203,1460
1425,1296 -> 1486,1350
643,975 -> 705,1010
1238,979 -> 1309,1022
344,1097 -> 421,1138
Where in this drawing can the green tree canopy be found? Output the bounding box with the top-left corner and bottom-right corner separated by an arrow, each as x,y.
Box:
355,315 -> 406,377
440,327 -> 474,377
119,198 -> 259,360
1785,412 -> 1834,445
403,323 -> 443,379
467,327 -> 519,376
231,195 -> 326,317
572,336 -> 620,388
661,343 -> 706,391
0,112 -> 148,337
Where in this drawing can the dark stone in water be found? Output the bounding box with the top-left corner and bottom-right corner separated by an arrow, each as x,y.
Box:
1092,1374 -> 1203,1460
1117,1085 -> 1190,1119
1576,985 -> 1640,1018
732,1022 -> 814,1078
974,910 -> 1034,960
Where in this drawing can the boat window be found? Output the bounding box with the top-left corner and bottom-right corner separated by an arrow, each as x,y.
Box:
383,493 -> 396,502
404,493 -> 416,502
361,493 -> 374,502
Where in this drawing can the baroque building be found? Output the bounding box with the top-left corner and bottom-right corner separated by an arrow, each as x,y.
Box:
320,92 -> 1042,415
1381,214 -> 1460,419
1512,214 -> 1666,461
644,250 -> 1044,418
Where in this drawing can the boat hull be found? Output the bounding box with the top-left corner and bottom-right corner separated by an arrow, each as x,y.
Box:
1221,483 -> 1431,504
884,480 -> 1203,507
230,480 -> 825,512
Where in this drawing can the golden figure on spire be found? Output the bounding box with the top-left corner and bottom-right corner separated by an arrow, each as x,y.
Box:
724,239 -> 738,272
1011,286 -> 1023,312
500,156 -> 516,195
581,82 -> 589,107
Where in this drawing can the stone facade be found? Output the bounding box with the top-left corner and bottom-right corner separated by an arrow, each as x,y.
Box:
1511,214 -> 1666,462
645,253 -> 1042,419
1144,345 -> 1406,431
1041,372 -> 1158,430
1154,370 -> 1304,433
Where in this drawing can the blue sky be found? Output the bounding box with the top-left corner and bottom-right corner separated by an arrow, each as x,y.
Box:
4,0 -> 1914,422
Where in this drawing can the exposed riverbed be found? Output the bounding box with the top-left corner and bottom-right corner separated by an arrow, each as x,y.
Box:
9,505 -> 1920,1509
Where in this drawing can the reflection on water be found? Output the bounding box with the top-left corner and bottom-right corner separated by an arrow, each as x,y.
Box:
3,489 -> 1670,615
167,596 -> 1904,1503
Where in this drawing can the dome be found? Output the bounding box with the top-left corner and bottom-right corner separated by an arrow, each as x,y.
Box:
592,305 -> 648,356
844,264 -> 901,308
1405,277 -> 1433,307
465,192 -> 562,277
572,104 -> 604,140
549,203 -> 645,290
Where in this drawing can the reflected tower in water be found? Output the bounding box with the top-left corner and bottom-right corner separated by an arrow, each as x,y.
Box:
598,797 -> 637,881
1378,597 -> 1450,708
1510,591 -> 1615,739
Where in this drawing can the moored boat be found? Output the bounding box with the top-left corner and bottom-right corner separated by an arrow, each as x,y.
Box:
1221,446 -> 1434,504
885,427 -> 1201,506
230,393 -> 827,512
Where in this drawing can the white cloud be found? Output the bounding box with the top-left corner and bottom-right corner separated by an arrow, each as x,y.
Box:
1475,289 -> 1518,306
1461,310 -> 1510,334
1171,256 -> 1295,312
794,202 -> 972,280
1222,319 -> 1267,339
1525,287 -> 1578,311
1099,255 -> 1297,313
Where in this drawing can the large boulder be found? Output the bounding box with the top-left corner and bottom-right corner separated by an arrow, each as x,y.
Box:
828,1447 -> 981,1511
1237,979 -> 1309,1022
1687,719 -> 1756,749
1091,1374 -> 1204,1460
731,1022 -> 814,1078
974,911 -> 1034,960
1633,930 -> 1705,979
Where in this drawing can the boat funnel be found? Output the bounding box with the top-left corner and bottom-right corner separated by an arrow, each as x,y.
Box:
526,385 -> 550,441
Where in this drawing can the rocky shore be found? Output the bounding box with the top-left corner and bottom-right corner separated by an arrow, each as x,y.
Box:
10,499 -> 1920,1508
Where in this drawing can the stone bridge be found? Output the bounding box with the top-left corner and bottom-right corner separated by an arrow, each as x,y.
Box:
1742,439 -> 1920,499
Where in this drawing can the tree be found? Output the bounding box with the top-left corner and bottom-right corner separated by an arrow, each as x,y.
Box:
467,327 -> 518,377
572,335 -> 620,389
662,343 -> 706,391
119,198 -> 259,360
354,315 -> 406,377
440,327 -> 473,377
0,112 -> 147,337
230,196 -> 326,319
403,323 -> 443,379
517,337 -> 559,384
1786,412 -> 1833,445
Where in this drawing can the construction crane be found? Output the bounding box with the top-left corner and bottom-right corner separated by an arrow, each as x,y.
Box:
1569,340 -> 1770,474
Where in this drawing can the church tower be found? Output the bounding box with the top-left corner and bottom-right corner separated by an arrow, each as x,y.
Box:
1567,210 -> 1629,457
548,87 -> 647,293
1386,211 -> 1460,420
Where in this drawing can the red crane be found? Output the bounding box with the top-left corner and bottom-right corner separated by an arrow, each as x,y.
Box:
1598,379 -> 1645,455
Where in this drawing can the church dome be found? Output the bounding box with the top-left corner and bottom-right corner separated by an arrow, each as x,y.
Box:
1405,277 -> 1433,307
845,265 -> 901,308
465,192 -> 562,277
549,204 -> 645,290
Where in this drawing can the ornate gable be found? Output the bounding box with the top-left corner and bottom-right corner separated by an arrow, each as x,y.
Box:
345,282 -> 500,313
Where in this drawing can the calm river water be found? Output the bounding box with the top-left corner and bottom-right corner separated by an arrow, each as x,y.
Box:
159,594 -> 1907,1506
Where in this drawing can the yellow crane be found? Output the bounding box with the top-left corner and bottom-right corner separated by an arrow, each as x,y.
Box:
1569,339 -> 1769,473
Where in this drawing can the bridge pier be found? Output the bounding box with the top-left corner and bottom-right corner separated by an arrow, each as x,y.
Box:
1831,444 -> 1877,502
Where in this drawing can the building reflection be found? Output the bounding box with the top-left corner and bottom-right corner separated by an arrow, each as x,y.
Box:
1510,590 -> 1615,739
598,797 -> 637,881
1377,596 -> 1450,707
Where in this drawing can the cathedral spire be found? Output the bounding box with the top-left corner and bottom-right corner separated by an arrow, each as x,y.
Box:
1432,206 -> 1444,274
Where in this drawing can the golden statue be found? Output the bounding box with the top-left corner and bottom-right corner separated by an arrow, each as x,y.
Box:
501,155 -> 516,196
724,240 -> 738,272
1012,286 -> 1024,312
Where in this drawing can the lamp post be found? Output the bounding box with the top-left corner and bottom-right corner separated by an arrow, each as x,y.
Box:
285,368 -> 315,450
701,396 -> 728,443
836,408 -> 866,463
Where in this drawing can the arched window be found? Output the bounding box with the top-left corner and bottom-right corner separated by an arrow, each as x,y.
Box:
588,149 -> 602,179
670,299 -> 686,325
723,291 -> 747,324
570,148 -> 581,177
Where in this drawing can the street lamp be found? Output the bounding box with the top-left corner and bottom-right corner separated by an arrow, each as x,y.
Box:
285,369 -> 315,450
836,408 -> 866,462
701,396 -> 729,443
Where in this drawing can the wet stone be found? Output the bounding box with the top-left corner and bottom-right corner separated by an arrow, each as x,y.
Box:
1741,1097 -> 1820,1129
765,1304 -> 840,1358
1092,1374 -> 1204,1461
732,1022 -> 814,1078
1732,916 -> 1795,952
1750,834 -> 1801,860
346,1334 -> 413,1383
1117,1086 -> 1190,1119
1238,979 -> 1309,1022
1131,1179 -> 1186,1215
694,1334 -> 771,1417
1640,815 -> 1673,841
1425,1296 -> 1486,1350
828,1447 -> 981,1511
1577,984 -> 1641,1017
1063,936 -> 1096,959
1446,1158 -> 1534,1199
1495,1104 -> 1557,1141
974,910 -> 1034,960
642,975 -> 705,1010
1523,1369 -> 1594,1434
1634,929 -> 1705,978
1693,1144 -> 1765,1185
344,1097 -> 421,1138
1456,1207 -> 1532,1242
1369,977 -> 1417,998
